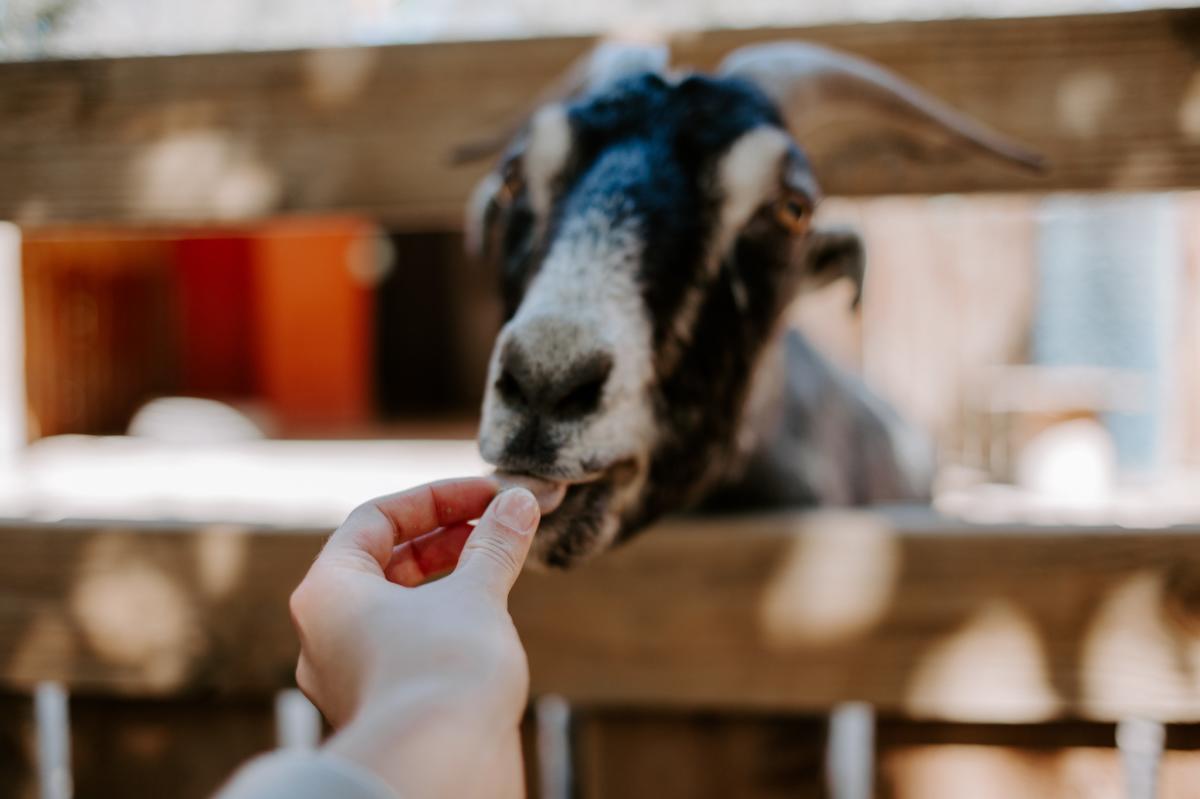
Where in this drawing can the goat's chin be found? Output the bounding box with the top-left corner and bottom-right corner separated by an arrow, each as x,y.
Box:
523,458 -> 647,569
525,478 -> 620,569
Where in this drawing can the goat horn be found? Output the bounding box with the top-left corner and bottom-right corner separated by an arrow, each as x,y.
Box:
719,42 -> 1045,172
451,39 -> 670,165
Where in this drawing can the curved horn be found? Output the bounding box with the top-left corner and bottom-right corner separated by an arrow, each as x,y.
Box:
719,42 -> 1044,172
451,39 -> 669,164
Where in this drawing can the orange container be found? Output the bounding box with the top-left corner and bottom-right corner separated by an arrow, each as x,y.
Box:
250,218 -> 378,430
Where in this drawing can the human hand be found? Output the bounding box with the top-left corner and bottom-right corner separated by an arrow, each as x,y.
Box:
288,478 -> 541,798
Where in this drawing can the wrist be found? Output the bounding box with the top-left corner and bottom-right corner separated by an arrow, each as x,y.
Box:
326,688 -> 499,796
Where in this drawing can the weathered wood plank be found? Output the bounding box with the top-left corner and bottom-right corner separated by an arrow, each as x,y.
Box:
69,694 -> 276,799
2,512 -> 1200,722
1,9 -> 1199,226
0,522 -> 316,696
876,719 -> 1200,799
514,512 -> 1200,722
0,693 -> 35,799
574,711 -> 826,799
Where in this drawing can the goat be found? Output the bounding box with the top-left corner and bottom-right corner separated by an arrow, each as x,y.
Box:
463,41 -> 1042,567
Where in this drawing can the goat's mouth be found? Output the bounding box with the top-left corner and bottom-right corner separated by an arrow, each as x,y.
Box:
493,458 -> 641,567
494,459 -> 633,518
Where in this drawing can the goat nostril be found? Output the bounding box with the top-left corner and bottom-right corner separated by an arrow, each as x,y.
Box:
496,369 -> 527,406
495,345 -> 612,418
553,354 -> 612,418
554,374 -> 607,418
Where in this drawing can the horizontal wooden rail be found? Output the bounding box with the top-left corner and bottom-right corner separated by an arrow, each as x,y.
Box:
0,9 -> 1199,226
2,511 -> 1199,722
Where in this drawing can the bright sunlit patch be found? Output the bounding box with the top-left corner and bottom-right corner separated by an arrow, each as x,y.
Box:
130,129 -> 280,220
70,535 -> 200,691
1179,69 -> 1200,142
905,599 -> 1060,721
194,526 -> 250,600
13,434 -> 485,526
1080,570 -> 1200,720
759,511 -> 899,646
1015,418 -> 1115,507
304,47 -> 379,108
1056,68 -> 1117,139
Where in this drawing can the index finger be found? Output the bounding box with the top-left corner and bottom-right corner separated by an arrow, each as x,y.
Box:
322,477 -> 499,572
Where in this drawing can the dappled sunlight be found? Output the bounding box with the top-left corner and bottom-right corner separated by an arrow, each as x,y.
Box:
905,600 -> 1060,721
304,48 -> 379,109
129,129 -> 280,220
758,511 -> 899,647
193,527 -> 250,601
1015,418 -> 1116,508
1080,570 -> 1200,720
1056,68 -> 1118,140
70,535 -> 199,692
1178,69 -> 1200,142
8,433 -> 485,525
883,745 -> 1123,799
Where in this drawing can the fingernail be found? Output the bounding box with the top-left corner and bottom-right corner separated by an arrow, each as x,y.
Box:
493,488 -> 538,533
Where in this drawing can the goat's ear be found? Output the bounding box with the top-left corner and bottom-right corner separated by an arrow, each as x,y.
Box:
801,227 -> 865,309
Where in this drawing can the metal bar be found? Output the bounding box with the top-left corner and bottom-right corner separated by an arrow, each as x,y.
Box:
33,682 -> 71,799
535,694 -> 572,799
274,688 -> 322,750
826,702 -> 875,799
1117,717 -> 1165,799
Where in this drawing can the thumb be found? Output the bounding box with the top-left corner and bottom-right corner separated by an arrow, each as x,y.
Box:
455,487 -> 540,598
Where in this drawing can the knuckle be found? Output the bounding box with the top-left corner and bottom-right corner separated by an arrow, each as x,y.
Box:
288,582 -> 310,626
347,500 -> 383,528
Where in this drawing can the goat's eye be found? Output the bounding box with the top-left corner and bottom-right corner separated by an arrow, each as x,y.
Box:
495,159 -> 525,209
772,194 -> 812,235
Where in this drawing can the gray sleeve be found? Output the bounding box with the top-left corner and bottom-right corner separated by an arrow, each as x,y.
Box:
215,749 -> 398,799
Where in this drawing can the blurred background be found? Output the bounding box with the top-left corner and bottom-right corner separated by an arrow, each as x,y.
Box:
1,0 -> 1198,528
2,1 -> 1200,798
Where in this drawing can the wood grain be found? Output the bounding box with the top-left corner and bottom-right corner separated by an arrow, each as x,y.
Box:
1,9 -> 1199,226
2,511 -> 1200,722
574,710 -> 826,799
68,694 -> 276,799
876,720 -> 1200,799
0,693 -> 34,799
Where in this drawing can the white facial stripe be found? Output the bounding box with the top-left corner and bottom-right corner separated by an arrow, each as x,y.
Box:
654,128 -> 789,373
524,105 -> 572,218
714,126 -> 791,257
479,207 -> 657,482
464,171 -> 502,257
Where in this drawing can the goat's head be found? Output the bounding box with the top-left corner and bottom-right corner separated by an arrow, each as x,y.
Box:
465,41 -> 1042,567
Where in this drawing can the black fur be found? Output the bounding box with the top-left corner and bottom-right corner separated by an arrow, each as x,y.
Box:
479,71 -> 931,565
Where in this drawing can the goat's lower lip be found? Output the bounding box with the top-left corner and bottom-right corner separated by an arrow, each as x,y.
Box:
493,466 -> 612,517
493,472 -> 590,515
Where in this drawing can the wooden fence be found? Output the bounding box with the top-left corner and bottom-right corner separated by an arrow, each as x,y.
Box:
3,6 -> 1200,798
2,513 -> 1200,796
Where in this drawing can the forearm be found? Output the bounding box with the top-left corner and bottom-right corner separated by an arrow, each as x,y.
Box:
215,749 -> 397,799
